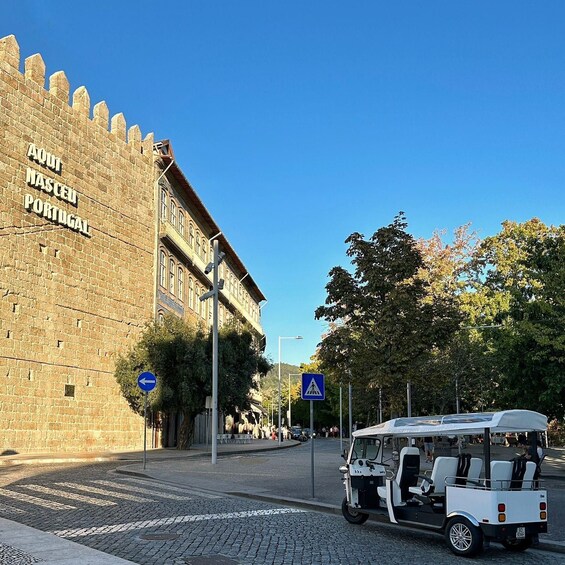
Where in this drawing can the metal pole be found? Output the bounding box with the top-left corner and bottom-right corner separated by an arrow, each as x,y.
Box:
455,375 -> 460,414
310,399 -> 315,498
143,392 -> 147,470
339,384 -> 343,452
211,239 -> 219,464
278,337 -> 282,444
348,381 -> 353,444
288,373 -> 291,430
407,381 -> 412,417
205,409 -> 208,449
379,388 -> 383,424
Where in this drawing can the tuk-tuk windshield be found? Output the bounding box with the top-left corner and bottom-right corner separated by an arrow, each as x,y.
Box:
351,437 -> 381,462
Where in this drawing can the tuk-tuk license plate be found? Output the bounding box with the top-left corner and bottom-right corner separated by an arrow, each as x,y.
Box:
516,527 -> 526,539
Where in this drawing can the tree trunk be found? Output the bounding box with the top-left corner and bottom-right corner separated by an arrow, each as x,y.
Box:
177,411 -> 194,450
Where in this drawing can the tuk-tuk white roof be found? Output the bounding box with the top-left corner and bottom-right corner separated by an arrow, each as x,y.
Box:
352,410 -> 547,439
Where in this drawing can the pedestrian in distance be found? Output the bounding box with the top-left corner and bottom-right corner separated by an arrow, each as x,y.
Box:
424,436 -> 434,463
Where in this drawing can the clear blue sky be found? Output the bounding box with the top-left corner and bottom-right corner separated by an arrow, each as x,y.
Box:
3,2 -> 564,366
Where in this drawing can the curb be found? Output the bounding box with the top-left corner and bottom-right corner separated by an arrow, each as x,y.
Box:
0,441 -> 299,467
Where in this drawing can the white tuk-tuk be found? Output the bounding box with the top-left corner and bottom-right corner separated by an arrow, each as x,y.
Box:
340,410 -> 547,557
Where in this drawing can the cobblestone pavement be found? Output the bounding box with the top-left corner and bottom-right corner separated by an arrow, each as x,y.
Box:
0,462 -> 564,564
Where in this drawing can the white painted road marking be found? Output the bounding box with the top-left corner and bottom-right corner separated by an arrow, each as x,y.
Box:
120,477 -> 222,497
93,480 -> 193,501
55,482 -> 151,503
0,488 -> 76,510
22,485 -> 116,507
50,507 -> 307,538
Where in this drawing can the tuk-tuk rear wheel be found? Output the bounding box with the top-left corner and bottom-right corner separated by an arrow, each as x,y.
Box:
445,516 -> 483,557
341,497 -> 369,525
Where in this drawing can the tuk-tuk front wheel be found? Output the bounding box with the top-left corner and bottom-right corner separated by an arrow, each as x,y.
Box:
445,517 -> 483,557
341,497 -> 369,525
501,536 -> 532,552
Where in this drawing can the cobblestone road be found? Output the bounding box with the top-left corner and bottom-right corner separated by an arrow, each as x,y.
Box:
0,461 -> 564,564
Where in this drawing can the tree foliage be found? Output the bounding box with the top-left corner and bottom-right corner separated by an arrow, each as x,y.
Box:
315,214 -> 565,427
472,220 -> 565,418
115,314 -> 271,449
315,213 -> 462,418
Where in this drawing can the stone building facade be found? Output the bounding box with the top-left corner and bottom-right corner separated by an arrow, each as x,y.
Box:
0,34 -> 265,454
154,141 -> 266,445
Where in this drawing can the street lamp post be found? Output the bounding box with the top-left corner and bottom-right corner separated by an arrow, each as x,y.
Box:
200,236 -> 224,464
278,336 -> 302,444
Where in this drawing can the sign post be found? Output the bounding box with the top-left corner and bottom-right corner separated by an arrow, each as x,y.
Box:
301,373 -> 325,498
137,371 -> 157,470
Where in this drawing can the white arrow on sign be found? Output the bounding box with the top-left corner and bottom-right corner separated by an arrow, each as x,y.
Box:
139,376 -> 155,385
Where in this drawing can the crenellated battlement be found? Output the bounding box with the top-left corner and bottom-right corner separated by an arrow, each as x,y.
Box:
0,34 -> 153,152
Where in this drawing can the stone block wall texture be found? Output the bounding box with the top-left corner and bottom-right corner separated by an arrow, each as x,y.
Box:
0,35 -> 157,453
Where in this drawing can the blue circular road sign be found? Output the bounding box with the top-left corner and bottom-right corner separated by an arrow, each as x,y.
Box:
137,371 -> 157,392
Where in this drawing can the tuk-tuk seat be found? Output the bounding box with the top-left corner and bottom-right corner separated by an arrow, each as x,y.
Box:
377,446 -> 420,505
409,456 -> 458,497
446,455 -> 483,488
489,460 -> 512,490
467,457 -> 483,484
522,461 -> 537,489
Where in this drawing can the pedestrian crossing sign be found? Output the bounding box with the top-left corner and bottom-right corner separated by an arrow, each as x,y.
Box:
301,373 -> 325,401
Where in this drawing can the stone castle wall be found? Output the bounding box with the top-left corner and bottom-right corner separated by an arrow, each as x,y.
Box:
0,35 -> 157,453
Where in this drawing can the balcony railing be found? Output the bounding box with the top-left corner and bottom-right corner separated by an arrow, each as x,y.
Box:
159,220 -> 263,335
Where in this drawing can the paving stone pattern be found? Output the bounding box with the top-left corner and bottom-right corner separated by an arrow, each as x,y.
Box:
1,462 -> 564,564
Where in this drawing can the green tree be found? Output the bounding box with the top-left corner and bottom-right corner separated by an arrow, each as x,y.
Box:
473,220 -> 565,417
217,322 -> 271,417
315,213 -> 462,420
115,315 -> 270,449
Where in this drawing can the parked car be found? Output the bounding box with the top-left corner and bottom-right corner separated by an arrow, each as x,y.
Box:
290,427 -> 308,442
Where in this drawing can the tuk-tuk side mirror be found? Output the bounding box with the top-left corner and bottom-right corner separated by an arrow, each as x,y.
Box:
341,449 -> 348,460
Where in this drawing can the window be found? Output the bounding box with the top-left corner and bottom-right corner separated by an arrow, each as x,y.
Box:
178,267 -> 184,301
189,223 -> 194,247
195,286 -> 200,315
160,188 -> 167,220
170,200 -> 177,227
159,250 -> 166,287
179,212 -> 185,237
219,305 -> 224,328
196,233 -> 201,256
202,241 -> 207,262
158,311 -> 165,324
169,259 -> 175,294
189,277 -> 194,309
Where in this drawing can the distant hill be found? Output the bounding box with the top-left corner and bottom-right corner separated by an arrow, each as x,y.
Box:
262,363 -> 302,389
